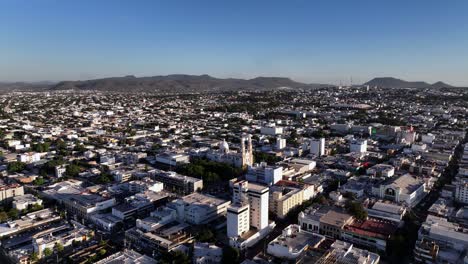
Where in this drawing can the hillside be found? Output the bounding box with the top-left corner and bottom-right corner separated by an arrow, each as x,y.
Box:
364,77 -> 455,89
50,74 -> 329,93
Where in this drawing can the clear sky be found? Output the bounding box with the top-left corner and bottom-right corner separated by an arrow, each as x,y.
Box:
1,0 -> 468,85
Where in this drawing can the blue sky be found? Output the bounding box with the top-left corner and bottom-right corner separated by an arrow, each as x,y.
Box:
1,0 -> 468,85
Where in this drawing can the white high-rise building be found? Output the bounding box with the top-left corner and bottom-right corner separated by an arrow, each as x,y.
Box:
230,180 -> 269,231
350,139 -> 367,153
227,203 -> 250,237
310,138 -> 325,156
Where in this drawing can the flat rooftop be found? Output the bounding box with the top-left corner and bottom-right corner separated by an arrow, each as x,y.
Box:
95,249 -> 156,264
320,210 -> 353,227
179,192 -> 229,207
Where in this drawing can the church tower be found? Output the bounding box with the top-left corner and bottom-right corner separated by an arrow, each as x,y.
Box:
241,134 -> 253,167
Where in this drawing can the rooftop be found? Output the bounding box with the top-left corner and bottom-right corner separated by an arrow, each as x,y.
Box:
95,249 -> 156,264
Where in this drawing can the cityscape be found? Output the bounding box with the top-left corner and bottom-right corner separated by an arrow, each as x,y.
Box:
1,1 -> 468,264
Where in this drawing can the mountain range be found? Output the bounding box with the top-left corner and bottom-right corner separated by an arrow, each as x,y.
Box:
364,77 -> 453,89
49,74 -> 329,93
0,75 -> 460,93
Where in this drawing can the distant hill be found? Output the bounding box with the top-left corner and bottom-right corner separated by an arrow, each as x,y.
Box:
50,74 -> 329,93
430,81 -> 453,89
0,81 -> 55,92
364,77 -> 454,89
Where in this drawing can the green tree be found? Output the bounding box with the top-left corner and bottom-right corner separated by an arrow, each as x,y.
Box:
196,227 -> 215,242
30,252 -> 39,262
99,239 -> 107,246
43,248 -> 53,257
74,144 -> 87,153
56,139 -> 67,150
171,251 -> 190,264
55,242 -> 64,252
65,164 -> 81,177
34,177 -> 45,186
0,211 -> 8,222
222,246 -> 240,264
98,249 -> 107,256
345,201 -> 368,220
7,161 -> 26,173
181,140 -> 192,147
96,172 -> 112,184
8,208 -> 18,219
32,142 -> 50,152
30,203 -> 44,212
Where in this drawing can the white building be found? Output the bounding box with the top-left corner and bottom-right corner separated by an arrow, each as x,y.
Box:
128,178 -> 164,193
415,215 -> 468,264
366,164 -> 395,178
455,178 -> 468,204
316,240 -> 380,264
227,180 -> 276,249
227,203 -> 250,238
421,133 -> 436,144
261,125 -> 283,135
193,242 -> 222,264
112,170 -> 132,183
267,224 -> 325,260
245,162 -> 282,186
276,136 -> 286,150
350,139 -> 367,153
95,250 -> 156,264
231,180 -> 269,230
367,201 -> 406,226
372,174 -> 426,207
17,153 -> 41,163
310,138 -> 325,157
12,194 -> 42,210
167,192 -> 230,225
411,143 -> 427,153
155,152 -> 190,166
55,165 -> 66,178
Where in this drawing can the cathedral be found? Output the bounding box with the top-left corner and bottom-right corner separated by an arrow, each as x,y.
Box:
206,134 -> 253,168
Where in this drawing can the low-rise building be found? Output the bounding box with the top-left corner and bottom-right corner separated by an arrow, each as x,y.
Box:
342,217 -> 398,252
298,206 -> 353,239
415,215 -> 468,263
350,139 -> 367,153
366,201 -> 406,226
267,224 -> 325,261
167,192 -> 230,225
193,242 -> 223,264
149,170 -> 203,195
366,164 -> 395,178
246,162 -> 282,185
32,222 -> 93,259
12,194 -> 42,210
0,182 -> 24,203
0,209 -> 61,238
155,152 -> 190,167
315,240 -> 380,264
372,173 -> 426,207
95,249 -> 156,264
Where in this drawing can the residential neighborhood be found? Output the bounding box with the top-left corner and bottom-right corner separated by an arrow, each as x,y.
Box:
0,85 -> 466,263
